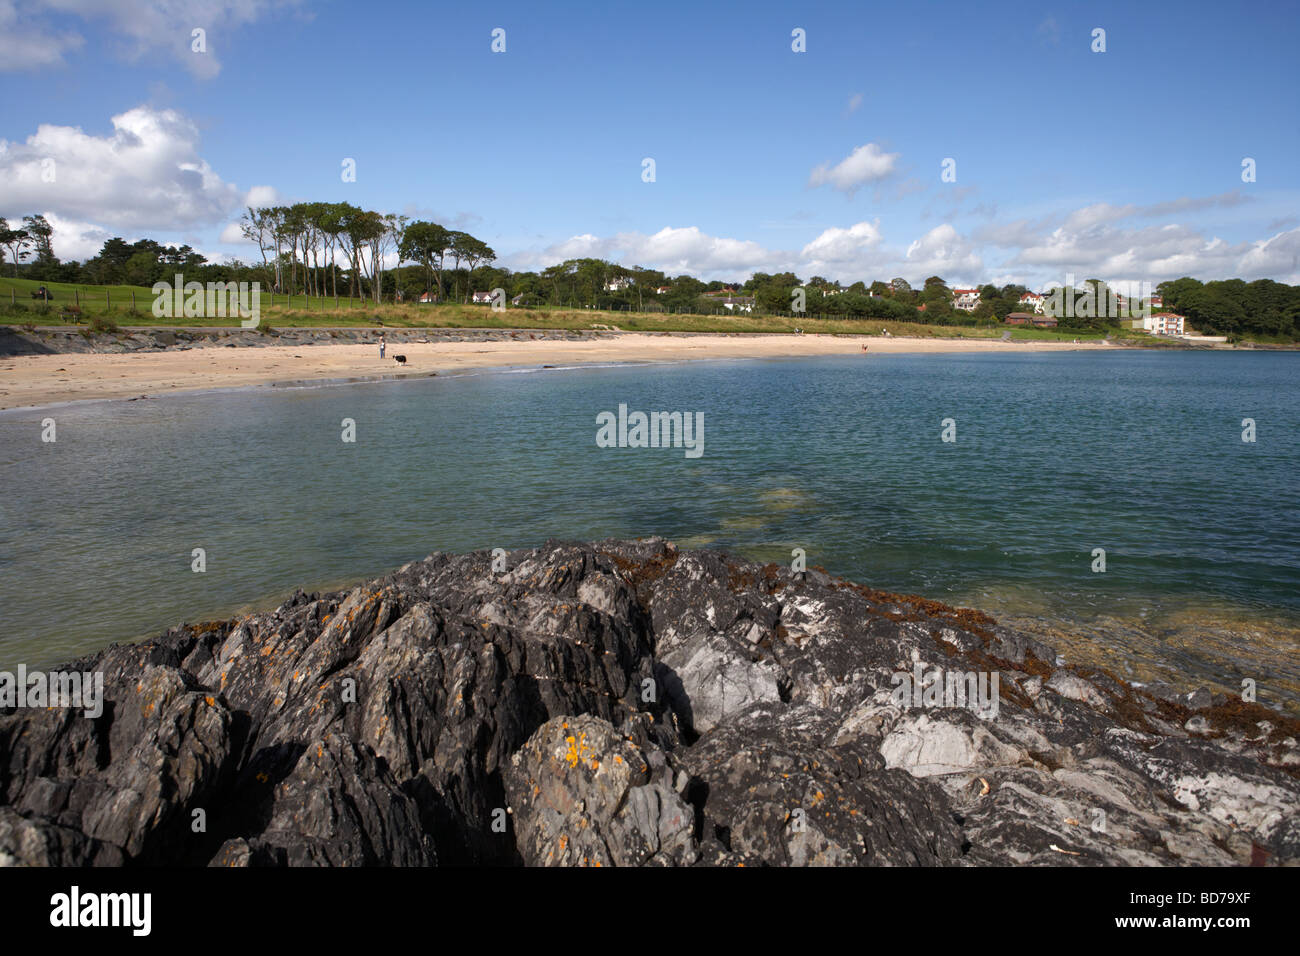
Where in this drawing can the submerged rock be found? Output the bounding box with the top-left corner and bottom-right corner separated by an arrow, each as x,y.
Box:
1,539 -> 1296,866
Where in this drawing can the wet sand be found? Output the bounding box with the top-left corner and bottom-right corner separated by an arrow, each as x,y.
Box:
0,332 -> 1121,411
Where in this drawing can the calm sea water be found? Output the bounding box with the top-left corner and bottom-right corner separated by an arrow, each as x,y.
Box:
2,351 -> 1298,706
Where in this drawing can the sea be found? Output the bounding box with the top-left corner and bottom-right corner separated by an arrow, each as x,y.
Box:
2,350 -> 1297,710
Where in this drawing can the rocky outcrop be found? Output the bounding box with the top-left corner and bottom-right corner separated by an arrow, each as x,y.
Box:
1,539 -> 1296,866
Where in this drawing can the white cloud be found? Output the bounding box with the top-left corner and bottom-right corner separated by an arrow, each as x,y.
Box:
511,226 -> 784,277
0,106 -> 244,231
1238,228 -> 1300,280
0,0 -> 84,70
499,208 -> 1300,289
41,212 -> 112,262
219,221 -> 247,244
809,143 -> 899,194
801,220 -> 883,264
244,185 -> 278,208
1001,208 -> 1300,287
903,223 -> 983,283
509,219 -> 984,287
0,1 -> 301,77
845,93 -> 863,115
621,226 -> 776,273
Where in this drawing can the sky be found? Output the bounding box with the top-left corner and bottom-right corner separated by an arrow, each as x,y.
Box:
2,0 -> 1299,290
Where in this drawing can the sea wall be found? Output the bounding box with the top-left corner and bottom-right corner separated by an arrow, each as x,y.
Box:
0,325 -> 613,357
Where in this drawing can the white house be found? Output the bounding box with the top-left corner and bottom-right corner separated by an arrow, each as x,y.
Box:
1018,291 -> 1046,314
471,291 -> 493,304
720,296 -> 755,313
655,286 -> 671,294
951,288 -> 981,311
1129,312 -> 1186,335
418,291 -> 438,304
605,276 -> 634,292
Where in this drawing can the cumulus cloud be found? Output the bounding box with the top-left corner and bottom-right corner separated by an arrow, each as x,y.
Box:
511,226 -> 785,277
506,205 -> 1300,289
0,106 -> 244,230
41,212 -> 112,262
621,226 -> 777,273
518,209 -> 1298,288
903,224 -> 983,283
801,220 -> 883,264
809,143 -> 899,194
995,204 -> 1300,287
509,219 -> 987,287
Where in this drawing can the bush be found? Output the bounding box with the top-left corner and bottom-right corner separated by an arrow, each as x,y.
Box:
87,315 -> 119,333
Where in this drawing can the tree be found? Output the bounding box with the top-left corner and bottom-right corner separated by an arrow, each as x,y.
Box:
335,204 -> 380,299
1156,277 -> 1203,315
22,214 -> 56,266
400,221 -> 452,296
124,250 -> 157,287
384,214 -> 411,301
919,277 -> 952,312
458,234 -> 496,298
240,207 -> 276,286
356,212 -> 399,303
0,219 -> 31,277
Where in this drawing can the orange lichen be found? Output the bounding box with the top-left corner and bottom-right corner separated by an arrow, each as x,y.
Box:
563,732 -> 593,768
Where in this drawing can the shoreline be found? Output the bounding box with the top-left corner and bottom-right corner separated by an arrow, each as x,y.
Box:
11,544 -> 1297,719
0,330 -> 1127,411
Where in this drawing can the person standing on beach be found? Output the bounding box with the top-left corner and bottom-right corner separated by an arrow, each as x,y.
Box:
379,334 -> 386,359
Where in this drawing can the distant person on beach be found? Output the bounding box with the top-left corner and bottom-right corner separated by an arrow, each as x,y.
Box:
379,334 -> 386,359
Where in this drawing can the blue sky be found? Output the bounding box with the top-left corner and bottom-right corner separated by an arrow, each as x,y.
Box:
2,0 -> 1298,288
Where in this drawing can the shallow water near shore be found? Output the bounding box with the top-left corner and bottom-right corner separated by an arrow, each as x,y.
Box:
1,350 -> 1297,711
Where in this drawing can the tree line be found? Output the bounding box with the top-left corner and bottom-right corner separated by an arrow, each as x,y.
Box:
2,209 -> 1295,338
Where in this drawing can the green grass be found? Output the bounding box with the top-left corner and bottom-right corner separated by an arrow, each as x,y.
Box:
0,274 -> 1159,344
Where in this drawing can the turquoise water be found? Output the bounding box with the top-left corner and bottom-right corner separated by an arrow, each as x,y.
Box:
2,351 -> 1298,704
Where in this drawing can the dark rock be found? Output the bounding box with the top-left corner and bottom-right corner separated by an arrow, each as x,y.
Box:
1,539 -> 1296,866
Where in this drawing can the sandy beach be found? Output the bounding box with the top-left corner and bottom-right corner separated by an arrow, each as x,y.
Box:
0,332 -> 1120,411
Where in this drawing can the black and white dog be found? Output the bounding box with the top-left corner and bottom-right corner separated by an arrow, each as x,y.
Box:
393,355 -> 407,365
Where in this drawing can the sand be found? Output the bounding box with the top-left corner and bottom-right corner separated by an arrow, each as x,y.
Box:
0,332 -> 1121,411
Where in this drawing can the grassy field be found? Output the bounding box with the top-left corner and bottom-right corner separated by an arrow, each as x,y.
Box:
0,274 -> 1147,343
